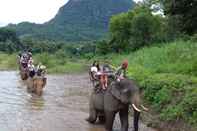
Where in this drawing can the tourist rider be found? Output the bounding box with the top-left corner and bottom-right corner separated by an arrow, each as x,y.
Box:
28,57 -> 35,78
90,61 -> 98,80
37,63 -> 46,77
20,53 -> 28,68
100,65 -> 108,90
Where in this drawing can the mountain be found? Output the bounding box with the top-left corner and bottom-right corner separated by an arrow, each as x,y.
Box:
8,0 -> 135,41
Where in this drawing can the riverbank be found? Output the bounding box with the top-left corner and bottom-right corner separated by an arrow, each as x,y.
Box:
0,52 -> 88,74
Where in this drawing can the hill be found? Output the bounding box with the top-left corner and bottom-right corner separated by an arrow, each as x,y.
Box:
8,0 -> 135,41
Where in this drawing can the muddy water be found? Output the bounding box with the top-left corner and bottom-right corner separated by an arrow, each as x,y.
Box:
0,71 -> 155,131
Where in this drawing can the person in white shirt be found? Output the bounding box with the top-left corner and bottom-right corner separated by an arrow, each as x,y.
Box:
28,58 -> 35,78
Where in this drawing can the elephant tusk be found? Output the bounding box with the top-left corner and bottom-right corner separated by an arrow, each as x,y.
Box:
132,104 -> 141,112
141,105 -> 148,111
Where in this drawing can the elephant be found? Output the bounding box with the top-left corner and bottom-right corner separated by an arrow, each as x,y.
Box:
27,77 -> 47,96
33,77 -> 47,96
86,79 -> 148,131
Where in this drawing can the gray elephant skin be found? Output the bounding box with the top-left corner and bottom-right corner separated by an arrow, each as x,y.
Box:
86,79 -> 145,131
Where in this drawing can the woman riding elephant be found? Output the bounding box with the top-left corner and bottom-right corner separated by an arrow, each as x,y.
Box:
19,53 -> 30,80
86,79 -> 148,131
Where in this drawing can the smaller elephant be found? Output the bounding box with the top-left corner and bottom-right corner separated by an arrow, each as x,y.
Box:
27,77 -> 46,96
86,79 -> 148,131
33,77 -> 47,96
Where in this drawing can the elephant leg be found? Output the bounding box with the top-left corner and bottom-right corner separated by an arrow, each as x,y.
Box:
37,87 -> 43,96
86,109 -> 97,123
119,107 -> 129,131
133,109 -> 140,131
105,111 -> 116,131
98,115 -> 105,124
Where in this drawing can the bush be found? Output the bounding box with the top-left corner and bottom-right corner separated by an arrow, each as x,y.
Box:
129,71 -> 197,125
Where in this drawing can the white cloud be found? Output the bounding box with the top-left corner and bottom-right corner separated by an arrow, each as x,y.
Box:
0,0 -> 68,26
134,0 -> 143,3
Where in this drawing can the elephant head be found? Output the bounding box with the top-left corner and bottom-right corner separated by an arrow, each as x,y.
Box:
33,77 -> 46,96
110,79 -> 148,131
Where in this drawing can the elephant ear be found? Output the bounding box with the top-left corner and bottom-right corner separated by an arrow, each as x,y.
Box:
110,82 -> 121,101
110,81 -> 131,104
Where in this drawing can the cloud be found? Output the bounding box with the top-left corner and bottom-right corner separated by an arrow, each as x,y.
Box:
0,0 -> 68,26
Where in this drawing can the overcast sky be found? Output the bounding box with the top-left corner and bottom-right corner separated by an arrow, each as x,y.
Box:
0,0 -> 142,27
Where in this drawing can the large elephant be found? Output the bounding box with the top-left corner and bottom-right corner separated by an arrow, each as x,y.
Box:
86,79 -> 147,131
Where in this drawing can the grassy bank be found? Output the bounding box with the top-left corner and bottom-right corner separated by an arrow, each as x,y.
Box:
0,52 -> 87,74
33,53 -> 87,74
90,40 -> 197,130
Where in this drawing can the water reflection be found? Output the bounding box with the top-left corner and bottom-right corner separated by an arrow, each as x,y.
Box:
26,95 -> 45,110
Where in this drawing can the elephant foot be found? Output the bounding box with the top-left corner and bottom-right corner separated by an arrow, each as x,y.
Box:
98,116 -> 105,124
85,117 -> 96,124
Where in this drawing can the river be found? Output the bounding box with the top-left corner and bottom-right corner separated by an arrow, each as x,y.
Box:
0,71 -> 155,131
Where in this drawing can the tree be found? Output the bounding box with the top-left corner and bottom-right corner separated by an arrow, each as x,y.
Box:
163,0 -> 197,35
109,4 -> 165,52
0,27 -> 22,53
109,12 -> 133,52
96,40 -> 111,55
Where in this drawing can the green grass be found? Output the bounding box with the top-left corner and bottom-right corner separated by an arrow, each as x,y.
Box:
0,52 -> 87,74
0,53 -> 18,70
33,53 -> 88,74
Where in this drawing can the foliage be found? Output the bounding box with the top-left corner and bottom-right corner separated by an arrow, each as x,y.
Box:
162,0 -> 197,35
96,40 -> 111,54
0,28 -> 22,53
109,4 -> 169,52
110,12 -> 133,52
20,37 -> 64,53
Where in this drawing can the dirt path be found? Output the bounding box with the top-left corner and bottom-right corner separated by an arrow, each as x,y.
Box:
0,71 -> 156,131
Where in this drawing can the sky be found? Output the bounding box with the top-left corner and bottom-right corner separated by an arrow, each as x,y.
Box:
0,0 -> 142,27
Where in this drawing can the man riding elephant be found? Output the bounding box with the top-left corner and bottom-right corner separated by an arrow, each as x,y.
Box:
115,60 -> 128,81
28,57 -> 35,78
19,53 -> 30,80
